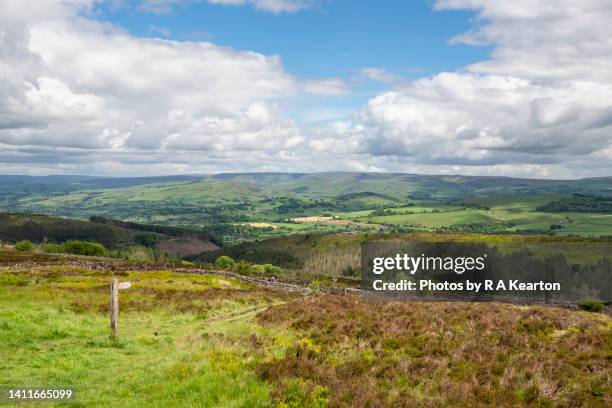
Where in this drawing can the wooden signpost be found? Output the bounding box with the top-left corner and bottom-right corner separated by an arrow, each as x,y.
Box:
110,278 -> 131,339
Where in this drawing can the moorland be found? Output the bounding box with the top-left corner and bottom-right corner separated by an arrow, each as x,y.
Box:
0,249 -> 610,407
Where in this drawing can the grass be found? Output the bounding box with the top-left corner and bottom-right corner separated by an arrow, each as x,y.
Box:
0,303 -> 275,407
0,250 -> 610,407
0,255 -> 296,407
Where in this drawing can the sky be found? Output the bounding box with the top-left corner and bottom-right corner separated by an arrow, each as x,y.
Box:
0,0 -> 611,178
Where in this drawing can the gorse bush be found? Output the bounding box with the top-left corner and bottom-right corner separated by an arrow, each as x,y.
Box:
214,256 -> 282,276
111,246 -> 178,263
341,265 -> 359,277
14,240 -> 34,252
63,240 -> 107,257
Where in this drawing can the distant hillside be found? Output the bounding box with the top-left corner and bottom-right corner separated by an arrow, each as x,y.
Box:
0,174 -> 201,199
0,213 -> 218,257
206,172 -> 612,198
1,172 -> 611,238
2,173 -> 610,202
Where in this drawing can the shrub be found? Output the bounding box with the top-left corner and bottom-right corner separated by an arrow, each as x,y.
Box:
42,243 -> 64,253
578,299 -> 605,312
14,240 -> 34,252
263,264 -> 282,275
214,255 -> 236,269
63,240 -> 107,257
250,264 -> 265,274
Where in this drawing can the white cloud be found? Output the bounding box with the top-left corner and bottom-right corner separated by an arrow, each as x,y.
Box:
308,120 -> 365,153
0,0 -> 301,155
303,78 -> 348,96
208,0 -> 315,13
1,0 -> 611,178
359,67 -> 401,83
162,103 -> 304,151
353,0 -> 612,175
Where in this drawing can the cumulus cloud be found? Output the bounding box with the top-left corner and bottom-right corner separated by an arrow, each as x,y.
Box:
353,0 -> 612,175
162,103 -> 304,151
0,0 -> 304,156
1,0 -> 612,178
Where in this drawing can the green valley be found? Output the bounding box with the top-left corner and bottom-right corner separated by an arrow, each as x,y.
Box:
2,173 -> 611,240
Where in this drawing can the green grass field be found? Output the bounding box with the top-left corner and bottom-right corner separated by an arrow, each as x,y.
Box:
0,260 -> 296,407
322,195 -> 612,237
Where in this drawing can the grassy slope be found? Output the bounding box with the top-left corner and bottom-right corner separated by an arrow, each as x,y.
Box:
0,251 -> 610,407
0,254 -> 295,407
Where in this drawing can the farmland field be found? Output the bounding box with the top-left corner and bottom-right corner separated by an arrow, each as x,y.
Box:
2,174 -> 612,241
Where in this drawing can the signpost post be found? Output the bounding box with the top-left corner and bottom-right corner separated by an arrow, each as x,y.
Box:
110,278 -> 131,339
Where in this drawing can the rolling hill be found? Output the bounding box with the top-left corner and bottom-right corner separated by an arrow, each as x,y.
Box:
1,173 -> 611,239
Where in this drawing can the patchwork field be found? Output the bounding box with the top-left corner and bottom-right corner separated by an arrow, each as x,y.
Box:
1,250 -> 610,407
329,195 -> 612,237
3,174 -> 612,241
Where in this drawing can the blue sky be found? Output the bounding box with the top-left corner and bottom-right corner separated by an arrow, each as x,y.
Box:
94,0 -> 490,125
1,0 -> 611,178
98,0 -> 488,79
